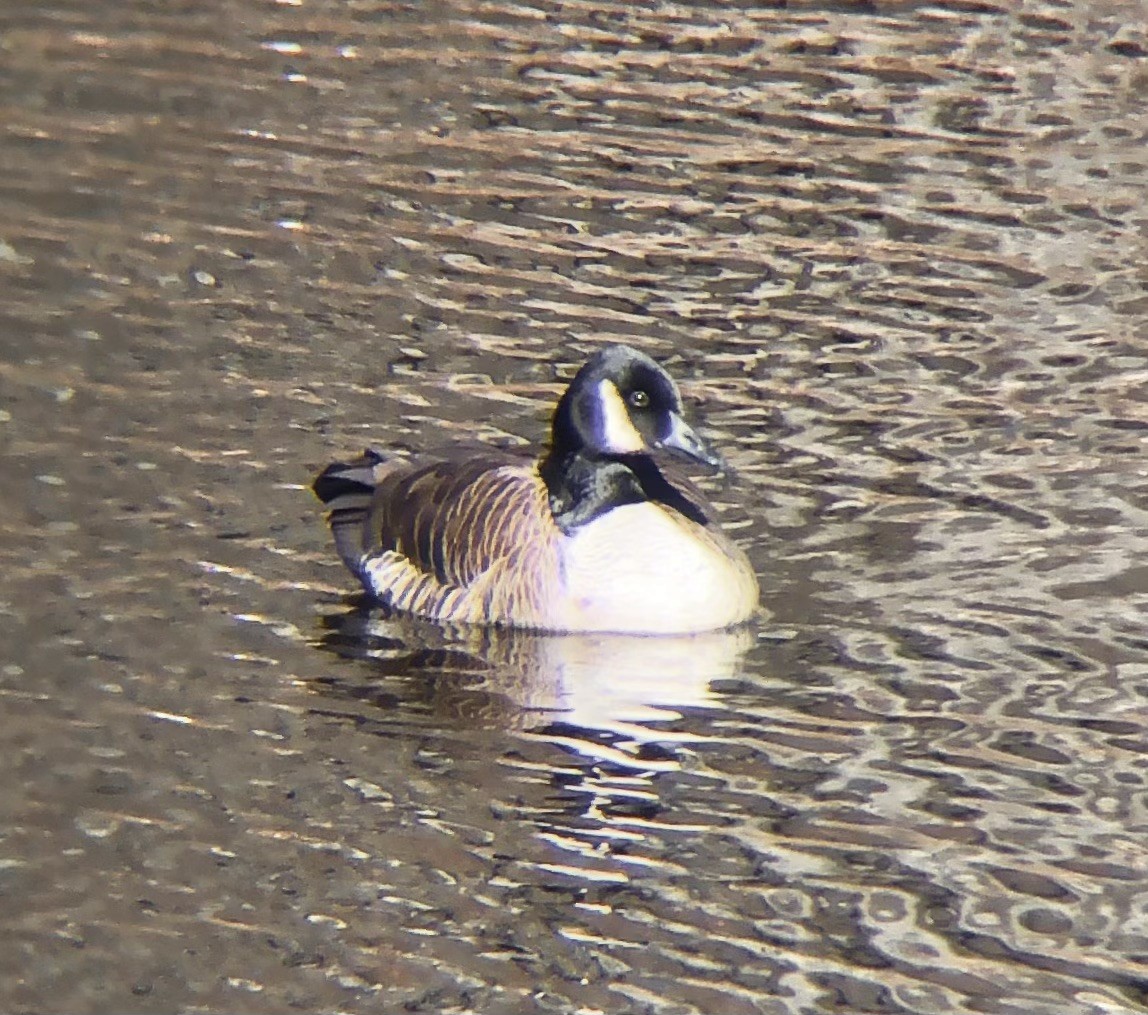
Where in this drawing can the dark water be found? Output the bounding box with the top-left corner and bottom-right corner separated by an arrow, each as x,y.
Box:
2,1 -> 1147,1012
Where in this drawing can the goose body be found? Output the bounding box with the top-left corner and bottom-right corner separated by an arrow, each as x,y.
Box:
313,345 -> 759,635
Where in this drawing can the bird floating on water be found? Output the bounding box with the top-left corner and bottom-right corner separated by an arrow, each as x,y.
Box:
312,344 -> 759,634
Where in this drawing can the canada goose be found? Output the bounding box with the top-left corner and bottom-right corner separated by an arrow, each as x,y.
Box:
312,344 -> 759,634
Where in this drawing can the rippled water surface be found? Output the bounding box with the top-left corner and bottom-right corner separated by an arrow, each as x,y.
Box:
2,1 -> 1147,1012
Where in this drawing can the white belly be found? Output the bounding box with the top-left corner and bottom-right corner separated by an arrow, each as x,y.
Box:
552,503 -> 758,634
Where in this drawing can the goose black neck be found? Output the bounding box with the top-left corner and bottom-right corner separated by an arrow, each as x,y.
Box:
541,416 -> 709,534
539,448 -> 642,534
540,391 -> 640,531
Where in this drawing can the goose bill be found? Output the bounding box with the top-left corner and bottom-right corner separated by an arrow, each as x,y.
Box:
658,413 -> 722,468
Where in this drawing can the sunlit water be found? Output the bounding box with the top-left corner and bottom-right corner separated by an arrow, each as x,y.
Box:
1,1 -> 1146,1012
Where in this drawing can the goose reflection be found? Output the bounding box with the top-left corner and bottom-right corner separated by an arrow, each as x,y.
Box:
312,601 -> 754,766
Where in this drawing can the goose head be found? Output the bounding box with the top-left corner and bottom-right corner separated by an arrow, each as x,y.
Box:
551,345 -> 720,467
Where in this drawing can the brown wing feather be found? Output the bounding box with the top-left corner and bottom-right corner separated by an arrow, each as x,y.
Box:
365,454 -> 553,590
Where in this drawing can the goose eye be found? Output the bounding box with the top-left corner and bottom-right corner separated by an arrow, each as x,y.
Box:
627,389 -> 650,409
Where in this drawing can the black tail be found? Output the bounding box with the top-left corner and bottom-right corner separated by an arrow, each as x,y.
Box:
312,448 -> 386,577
